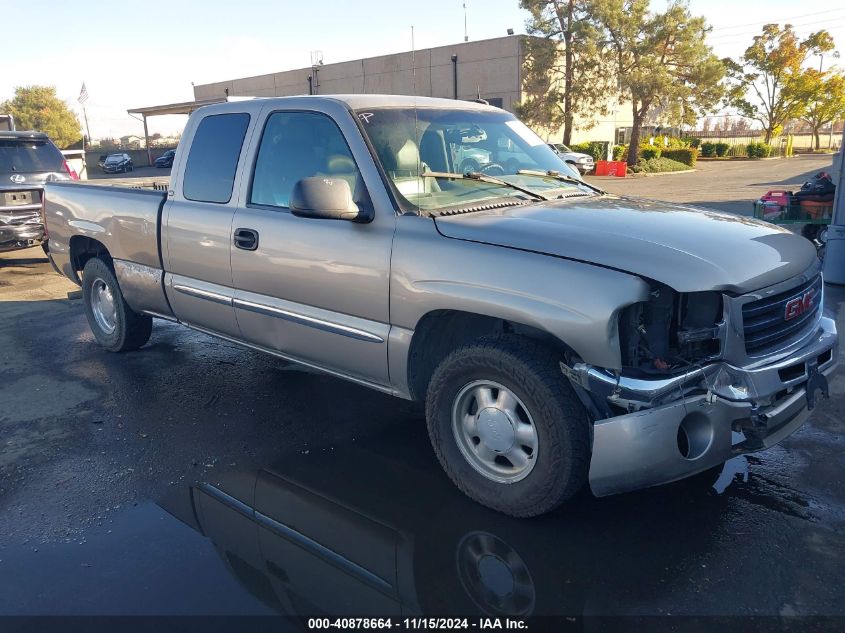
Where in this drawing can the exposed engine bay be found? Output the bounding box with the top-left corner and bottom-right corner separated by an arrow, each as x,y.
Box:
619,284 -> 723,375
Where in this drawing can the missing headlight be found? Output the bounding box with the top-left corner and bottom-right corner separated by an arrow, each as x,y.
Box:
620,286 -> 722,374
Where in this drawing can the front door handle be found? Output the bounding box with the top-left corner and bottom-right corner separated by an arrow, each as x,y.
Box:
234,228 -> 259,251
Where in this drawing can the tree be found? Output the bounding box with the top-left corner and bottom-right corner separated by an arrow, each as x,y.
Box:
593,0 -> 725,165
1,85 -> 82,148
792,69 -> 845,149
725,25 -> 834,144
516,0 -> 614,144
730,117 -> 752,134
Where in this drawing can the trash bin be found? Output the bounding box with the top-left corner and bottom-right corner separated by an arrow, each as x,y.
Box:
823,224 -> 845,284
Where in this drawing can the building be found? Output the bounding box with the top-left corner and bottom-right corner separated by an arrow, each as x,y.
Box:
192,35 -> 631,149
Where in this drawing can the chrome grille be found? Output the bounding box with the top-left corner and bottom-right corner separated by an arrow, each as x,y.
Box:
743,274 -> 822,355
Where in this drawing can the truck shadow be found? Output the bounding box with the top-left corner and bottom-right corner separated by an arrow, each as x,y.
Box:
0,255 -> 49,268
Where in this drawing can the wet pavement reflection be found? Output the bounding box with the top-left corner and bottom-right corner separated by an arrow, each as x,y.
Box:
4,417 -> 842,618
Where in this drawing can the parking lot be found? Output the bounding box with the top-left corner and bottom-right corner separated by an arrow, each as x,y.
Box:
1,156 -> 844,619
589,153 -> 838,216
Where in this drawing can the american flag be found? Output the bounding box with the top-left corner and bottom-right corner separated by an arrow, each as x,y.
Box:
78,82 -> 89,104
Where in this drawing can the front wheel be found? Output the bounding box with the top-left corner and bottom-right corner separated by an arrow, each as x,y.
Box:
82,258 -> 152,352
425,335 -> 590,517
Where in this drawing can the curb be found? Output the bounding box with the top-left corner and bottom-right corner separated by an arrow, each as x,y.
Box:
588,169 -> 696,180
637,169 -> 697,177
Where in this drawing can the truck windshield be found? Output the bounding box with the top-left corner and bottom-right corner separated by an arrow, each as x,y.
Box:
0,139 -> 64,174
355,107 -> 594,213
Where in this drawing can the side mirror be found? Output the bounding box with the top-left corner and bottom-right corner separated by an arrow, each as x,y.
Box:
289,177 -> 370,222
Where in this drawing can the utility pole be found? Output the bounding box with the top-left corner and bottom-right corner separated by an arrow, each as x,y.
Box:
822,127 -> 845,283
463,2 -> 468,42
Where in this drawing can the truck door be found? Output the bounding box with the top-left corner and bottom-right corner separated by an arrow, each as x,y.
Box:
162,109 -> 257,337
229,103 -> 394,387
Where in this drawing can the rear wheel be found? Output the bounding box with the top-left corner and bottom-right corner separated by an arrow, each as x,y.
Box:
425,335 -> 590,517
82,258 -> 152,352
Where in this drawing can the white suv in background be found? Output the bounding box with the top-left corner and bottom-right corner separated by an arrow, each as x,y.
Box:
549,143 -> 595,174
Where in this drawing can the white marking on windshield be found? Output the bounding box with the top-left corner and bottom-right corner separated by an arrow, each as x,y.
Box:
505,120 -> 544,147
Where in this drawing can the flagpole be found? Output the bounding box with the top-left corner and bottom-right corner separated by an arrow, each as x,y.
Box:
78,82 -> 91,150
81,102 -> 91,150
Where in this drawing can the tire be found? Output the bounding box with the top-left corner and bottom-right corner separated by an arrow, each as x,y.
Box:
801,224 -> 822,242
425,334 -> 590,517
479,163 -> 506,177
459,159 -> 480,174
82,257 -> 152,352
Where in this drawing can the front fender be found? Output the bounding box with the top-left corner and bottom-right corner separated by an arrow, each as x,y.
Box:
390,214 -> 650,369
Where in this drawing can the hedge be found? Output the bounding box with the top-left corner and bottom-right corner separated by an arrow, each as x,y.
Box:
714,142 -> 730,157
569,141 -> 607,163
640,145 -> 662,160
747,142 -> 773,158
661,148 -> 698,167
612,144 -> 627,160
631,157 -> 691,173
700,142 -> 716,157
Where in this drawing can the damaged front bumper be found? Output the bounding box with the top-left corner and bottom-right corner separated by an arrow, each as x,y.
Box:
571,315 -> 838,497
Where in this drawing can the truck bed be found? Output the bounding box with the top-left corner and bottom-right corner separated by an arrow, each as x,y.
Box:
44,181 -> 167,275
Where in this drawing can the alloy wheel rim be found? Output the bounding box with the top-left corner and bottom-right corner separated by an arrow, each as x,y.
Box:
451,380 -> 538,483
90,278 -> 117,334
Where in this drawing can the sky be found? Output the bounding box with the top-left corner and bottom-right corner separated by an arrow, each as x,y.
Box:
1,0 -> 844,139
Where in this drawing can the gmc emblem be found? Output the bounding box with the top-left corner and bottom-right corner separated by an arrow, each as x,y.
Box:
785,290 -> 815,321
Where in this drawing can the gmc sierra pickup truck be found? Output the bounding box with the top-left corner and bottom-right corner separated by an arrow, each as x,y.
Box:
44,95 -> 838,517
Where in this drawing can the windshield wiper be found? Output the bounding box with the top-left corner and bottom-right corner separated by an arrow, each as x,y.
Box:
516,169 -> 604,194
421,170 -> 549,202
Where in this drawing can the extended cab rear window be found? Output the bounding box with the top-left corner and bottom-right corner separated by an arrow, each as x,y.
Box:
0,139 -> 64,174
182,113 -> 250,203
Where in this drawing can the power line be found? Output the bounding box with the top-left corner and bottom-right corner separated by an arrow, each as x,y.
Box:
708,8 -> 845,33
709,18 -> 845,41
707,19 -> 845,43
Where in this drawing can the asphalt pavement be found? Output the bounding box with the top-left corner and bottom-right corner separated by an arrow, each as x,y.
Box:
1,157 -> 844,622
587,153 -> 838,216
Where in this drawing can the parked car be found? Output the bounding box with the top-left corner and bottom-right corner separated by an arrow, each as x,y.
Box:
44,95 -> 838,517
154,149 -> 176,168
101,153 -> 133,173
1,130 -> 76,252
549,143 -> 595,174
454,138 -> 582,180
97,154 -> 108,169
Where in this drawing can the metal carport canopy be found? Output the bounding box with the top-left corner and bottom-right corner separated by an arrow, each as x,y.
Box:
127,97 -> 227,165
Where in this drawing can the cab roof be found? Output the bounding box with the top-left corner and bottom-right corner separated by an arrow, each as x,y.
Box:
200,94 -> 501,113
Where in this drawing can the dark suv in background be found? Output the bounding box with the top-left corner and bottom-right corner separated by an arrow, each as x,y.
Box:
0,131 -> 76,252
101,153 -> 133,173
154,148 -> 176,168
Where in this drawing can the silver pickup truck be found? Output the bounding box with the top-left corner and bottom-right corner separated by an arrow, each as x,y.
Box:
43,95 -> 838,517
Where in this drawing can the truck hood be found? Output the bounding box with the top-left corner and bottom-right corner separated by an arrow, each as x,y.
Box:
433,195 -> 818,294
